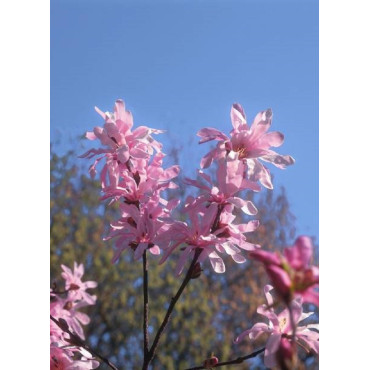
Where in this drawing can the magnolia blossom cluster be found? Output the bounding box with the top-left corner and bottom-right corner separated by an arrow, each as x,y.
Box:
79,99 -> 319,368
234,238 -> 319,367
50,263 -> 99,370
158,103 -> 295,274
81,100 -> 180,263
197,103 -> 294,189
82,100 -> 296,275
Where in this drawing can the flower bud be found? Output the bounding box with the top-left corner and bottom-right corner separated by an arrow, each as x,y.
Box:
266,264 -> 292,303
203,356 -> 219,368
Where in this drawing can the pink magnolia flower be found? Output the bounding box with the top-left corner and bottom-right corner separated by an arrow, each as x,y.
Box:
184,157 -> 259,215
159,204 -> 224,274
51,263 -> 99,369
50,346 -> 99,370
160,204 -> 259,274
61,262 -> 97,305
197,104 -> 294,188
235,285 -> 319,368
50,346 -> 74,370
250,236 -> 319,306
80,99 -> 164,188
51,296 -> 91,341
106,201 -> 174,262
215,207 -> 260,254
100,152 -> 180,205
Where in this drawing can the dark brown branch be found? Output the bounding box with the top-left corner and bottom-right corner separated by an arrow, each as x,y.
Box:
143,249 -> 149,364
143,248 -> 202,369
288,303 -> 297,343
184,347 -> 265,369
287,303 -> 298,370
142,202 -> 225,368
50,315 -> 119,370
211,204 -> 224,233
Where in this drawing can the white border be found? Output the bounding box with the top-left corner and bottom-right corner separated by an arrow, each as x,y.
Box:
0,0 -> 50,367
320,0 -> 370,368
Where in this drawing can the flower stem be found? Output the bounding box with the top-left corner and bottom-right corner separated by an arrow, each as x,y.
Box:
143,249 -> 202,369
142,250 -> 149,365
185,347 -> 265,369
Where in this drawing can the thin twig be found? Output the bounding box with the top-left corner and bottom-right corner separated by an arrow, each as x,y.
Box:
50,315 -> 119,370
287,302 -> 297,343
185,347 -> 265,369
143,202 -> 224,368
143,249 -> 149,364
143,249 -> 202,369
287,303 -> 297,370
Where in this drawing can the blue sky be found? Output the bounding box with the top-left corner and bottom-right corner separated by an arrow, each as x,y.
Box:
51,0 -> 318,242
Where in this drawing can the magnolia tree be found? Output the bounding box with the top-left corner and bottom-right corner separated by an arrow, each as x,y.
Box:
50,99 -> 319,369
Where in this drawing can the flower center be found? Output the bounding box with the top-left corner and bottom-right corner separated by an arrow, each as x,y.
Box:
235,146 -> 248,159
279,317 -> 287,331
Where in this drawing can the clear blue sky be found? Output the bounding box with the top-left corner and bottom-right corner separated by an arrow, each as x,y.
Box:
51,0 -> 318,242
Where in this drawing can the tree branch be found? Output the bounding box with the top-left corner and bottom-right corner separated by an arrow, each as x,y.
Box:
50,315 -> 119,370
143,249 -> 149,364
143,248 -> 202,369
185,347 -> 265,369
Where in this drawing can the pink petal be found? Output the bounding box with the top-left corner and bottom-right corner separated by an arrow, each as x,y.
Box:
198,170 -> 212,185
241,200 -> 258,215
160,165 -> 180,181
264,332 -> 282,368
209,251 -> 225,273
238,241 -> 259,251
175,245 -> 193,275
301,287 -> 319,306
261,152 -> 295,169
241,179 -> 261,192
262,131 -> 284,147
94,106 -> 106,119
294,236 -> 314,267
86,131 -> 97,140
249,249 -> 281,265
247,159 -> 273,189
149,245 -> 161,255
234,322 -> 270,343
197,127 -> 229,143
264,284 -> 275,306
132,126 -> 150,139
297,331 -> 319,354
266,265 -> 292,301
230,103 -> 247,130
200,148 -> 218,169
117,145 -> 130,163
85,281 -> 98,289
238,220 -> 260,233
257,304 -> 280,327
231,253 -> 246,264
134,243 -> 147,260
130,147 -> 149,159
250,108 -> 273,139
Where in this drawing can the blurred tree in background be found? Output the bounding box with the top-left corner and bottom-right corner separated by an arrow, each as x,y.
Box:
51,147 -> 317,369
